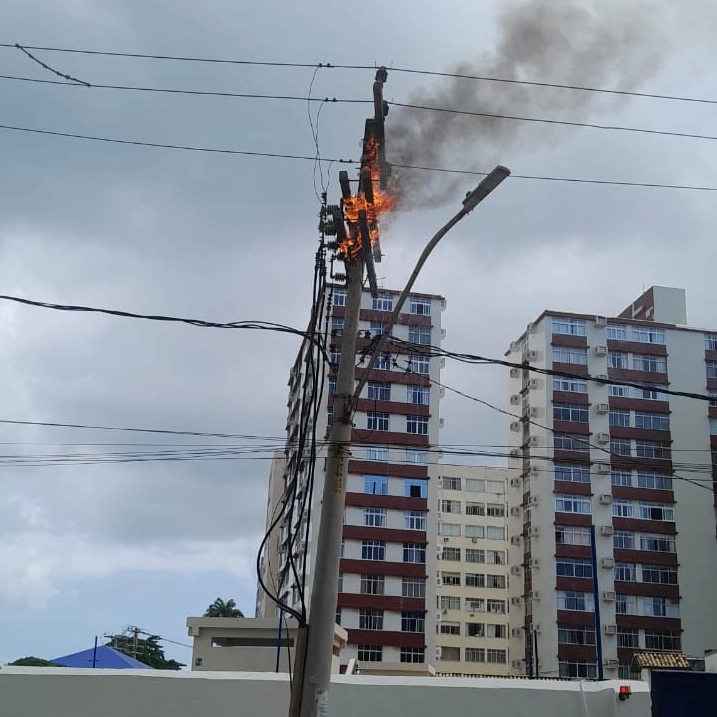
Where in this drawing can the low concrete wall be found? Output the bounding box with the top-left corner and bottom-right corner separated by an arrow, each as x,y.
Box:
0,668 -> 651,717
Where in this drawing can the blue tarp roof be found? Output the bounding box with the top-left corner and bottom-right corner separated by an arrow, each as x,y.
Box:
50,645 -> 151,669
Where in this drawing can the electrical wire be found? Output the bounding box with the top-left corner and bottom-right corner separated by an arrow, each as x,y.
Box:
2,123 -> 717,192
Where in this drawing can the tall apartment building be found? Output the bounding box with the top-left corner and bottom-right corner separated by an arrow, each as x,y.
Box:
268,285 -> 445,669
506,286 -> 717,680
434,465 -> 513,675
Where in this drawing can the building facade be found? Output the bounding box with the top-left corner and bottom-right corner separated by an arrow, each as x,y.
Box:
269,285 -> 445,669
434,465 -> 513,675
506,286 -> 717,679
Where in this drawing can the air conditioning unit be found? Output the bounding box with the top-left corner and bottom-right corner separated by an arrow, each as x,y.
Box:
435,647 -> 442,659
527,350 -> 541,362
604,624 -> 617,635
510,507 -> 522,517
529,526 -> 540,537
439,386 -> 446,398
595,316 -> 607,327
528,465 -> 540,476
436,611 -> 442,622
510,421 -> 522,432
594,345 -> 608,357
533,623 -> 542,633
510,477 -> 521,488
596,403 -> 609,414
512,659 -> 524,669
439,418 -> 445,428
604,659 -> 619,669
510,565 -> 522,576
529,436 -> 540,447
527,322 -> 538,334
600,525 -> 614,536
528,590 -> 541,601
528,495 -> 539,507
436,577 -> 442,586
511,597 -> 522,606
510,341 -> 521,353
437,512 -> 443,519
602,591 -> 616,602
443,537 -> 450,542
600,557 -> 615,569
528,378 -> 542,390
596,462 -> 610,474
597,432 -> 610,443
596,374 -> 608,381
511,536 -> 522,546
529,407 -> 540,418
510,395 -> 521,406
442,609 -> 449,615
599,493 -> 613,505
511,628 -> 523,638
471,538 -> 479,544
509,367 -> 521,379
531,558 -> 540,569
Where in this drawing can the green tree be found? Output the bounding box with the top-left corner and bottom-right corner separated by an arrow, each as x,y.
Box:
203,597 -> 244,618
108,634 -> 184,670
8,656 -> 62,667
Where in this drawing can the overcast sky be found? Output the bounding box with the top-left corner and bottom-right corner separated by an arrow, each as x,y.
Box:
1,0 -> 716,665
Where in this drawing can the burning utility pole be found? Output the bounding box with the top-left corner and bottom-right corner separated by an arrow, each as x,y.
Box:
289,68 -> 392,717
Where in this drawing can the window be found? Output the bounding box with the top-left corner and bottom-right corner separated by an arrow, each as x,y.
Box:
441,547 -> 461,562
609,384 -> 629,397
404,510 -> 426,530
439,621 -> 461,635
465,478 -> 486,493
633,354 -> 667,373
364,475 -> 388,495
638,503 -> 674,521
441,571 -> 460,586
407,415 -> 429,435
642,597 -> 680,618
376,352 -> 392,370
552,317 -> 586,336
408,355 -> 430,374
406,448 -> 427,465
330,348 -> 341,365
617,629 -> 639,649
359,609 -> 384,630
614,563 -> 636,581
635,440 -> 670,460
440,596 -> 460,611
407,385 -> 429,405
611,470 -> 632,487
609,409 -> 630,427
401,611 -> 424,633
333,289 -> 346,307
607,324 -> 627,340
369,321 -> 388,338
632,384 -> 666,401
465,573 -> 485,588
558,624 -> 596,645
557,591 -> 594,611
367,412 -> 390,431
610,438 -> 631,456
402,577 -> 426,598
554,434 -> 589,452
486,526 -> 505,540
465,597 -> 485,612
555,495 -> 591,514
405,479 -> 427,498
613,530 -> 634,549
367,381 -> 391,401
465,525 -> 484,539
552,347 -> 588,365
706,335 -> 717,351
400,647 -> 425,664
555,465 -> 590,483
465,648 -> 485,663
408,325 -> 431,345
645,630 -> 681,651
635,413 -> 669,431
639,534 -> 676,552
328,377 -> 336,397
442,476 -> 461,490
487,503 -> 505,517
556,558 -> 593,578
642,564 -> 678,585
466,622 -> 484,637
708,362 -> 717,379
361,540 -> 385,561
440,499 -> 461,513
466,502 -> 485,516
487,649 -> 507,664
440,523 -> 461,537
486,574 -> 506,589
613,500 -> 634,518
404,543 -> 426,563
331,317 -> 344,336
487,624 -> 506,639
555,525 -> 591,546
357,645 -> 382,662
486,599 -> 506,614
365,445 -> 388,462
616,594 -> 638,615
637,472 -> 672,490
486,549 -> 505,564
439,646 -> 460,662
553,377 -> 588,393
554,404 -> 589,423
360,575 -> 384,595
365,507 -> 387,527
372,294 -> 393,311
608,352 -> 629,369
409,297 -> 431,316
632,327 -> 665,344
465,548 -> 484,563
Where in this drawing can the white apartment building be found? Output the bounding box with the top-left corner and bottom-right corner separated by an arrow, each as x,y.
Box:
434,465 -> 513,675
505,286 -> 717,680
266,286 -> 445,669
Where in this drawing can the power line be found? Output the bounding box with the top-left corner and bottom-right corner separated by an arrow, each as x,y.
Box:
14,43 -> 90,87
1,123 -> 715,192
3,43 -> 717,106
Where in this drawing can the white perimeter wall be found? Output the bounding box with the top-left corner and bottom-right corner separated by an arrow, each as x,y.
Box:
0,668 -> 650,717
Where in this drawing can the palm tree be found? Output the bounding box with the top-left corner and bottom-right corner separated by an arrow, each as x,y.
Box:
203,597 -> 244,618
